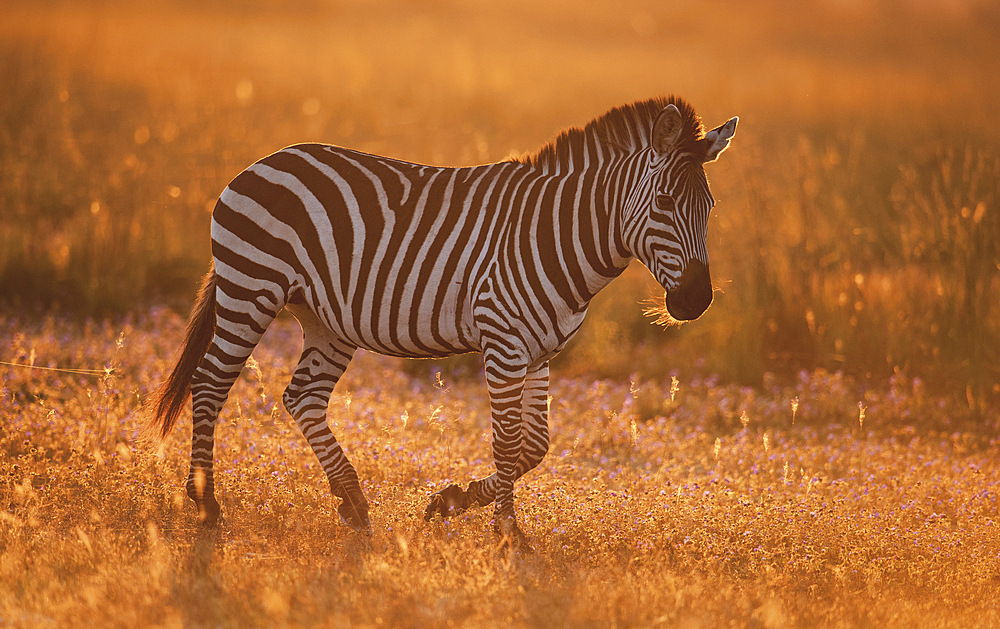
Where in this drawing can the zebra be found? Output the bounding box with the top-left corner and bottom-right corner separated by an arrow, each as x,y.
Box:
145,96 -> 737,545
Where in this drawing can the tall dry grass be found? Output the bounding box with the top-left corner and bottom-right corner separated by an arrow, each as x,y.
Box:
1,311 -> 998,628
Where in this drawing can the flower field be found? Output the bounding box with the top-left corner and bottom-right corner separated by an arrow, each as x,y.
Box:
2,311 -> 997,628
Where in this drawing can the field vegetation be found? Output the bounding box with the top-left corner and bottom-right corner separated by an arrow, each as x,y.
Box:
2,0 -> 999,627
2,312 -> 999,627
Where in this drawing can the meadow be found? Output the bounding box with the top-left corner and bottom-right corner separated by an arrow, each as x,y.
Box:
2,310 -> 998,628
2,0 -> 1000,627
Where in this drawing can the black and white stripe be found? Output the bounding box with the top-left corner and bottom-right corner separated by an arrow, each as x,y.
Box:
146,96 -> 737,541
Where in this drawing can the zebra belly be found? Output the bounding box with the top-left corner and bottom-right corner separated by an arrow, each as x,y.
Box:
331,276 -> 481,359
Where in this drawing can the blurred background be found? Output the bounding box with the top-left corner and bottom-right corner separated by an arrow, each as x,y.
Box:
1,0 -> 998,398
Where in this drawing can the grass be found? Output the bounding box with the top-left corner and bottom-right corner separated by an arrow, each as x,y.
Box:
2,310 -> 999,628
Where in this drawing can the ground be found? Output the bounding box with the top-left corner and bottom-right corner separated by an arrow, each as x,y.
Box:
2,311 -> 997,628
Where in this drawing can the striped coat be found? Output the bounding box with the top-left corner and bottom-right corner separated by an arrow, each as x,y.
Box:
146,96 -> 737,546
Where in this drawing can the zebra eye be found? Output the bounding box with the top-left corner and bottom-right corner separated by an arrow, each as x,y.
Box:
655,194 -> 675,212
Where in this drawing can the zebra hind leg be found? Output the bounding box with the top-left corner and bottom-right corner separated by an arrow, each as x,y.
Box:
187,303 -> 276,527
283,304 -> 369,533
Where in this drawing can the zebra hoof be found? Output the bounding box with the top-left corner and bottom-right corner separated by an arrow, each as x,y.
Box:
338,506 -> 371,534
339,512 -> 372,535
337,491 -> 371,534
198,510 -> 223,529
193,496 -> 222,529
424,484 -> 468,521
494,517 -> 533,555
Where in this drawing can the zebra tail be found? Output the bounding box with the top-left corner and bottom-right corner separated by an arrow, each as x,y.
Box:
143,262 -> 218,444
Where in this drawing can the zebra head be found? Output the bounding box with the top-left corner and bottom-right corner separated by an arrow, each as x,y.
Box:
633,103 -> 737,322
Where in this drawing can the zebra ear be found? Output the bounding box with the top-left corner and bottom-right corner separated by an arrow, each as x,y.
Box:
651,104 -> 684,155
704,116 -> 738,162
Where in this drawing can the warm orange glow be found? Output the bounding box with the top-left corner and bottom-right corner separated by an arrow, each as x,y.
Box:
0,2 -> 998,625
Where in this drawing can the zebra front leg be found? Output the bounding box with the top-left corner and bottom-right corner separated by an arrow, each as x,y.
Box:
283,304 -> 370,533
424,361 -> 550,520
426,348 -> 529,546
486,356 -> 529,547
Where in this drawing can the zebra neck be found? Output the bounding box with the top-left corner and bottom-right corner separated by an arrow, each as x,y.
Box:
604,150 -> 655,265
529,161 -> 634,306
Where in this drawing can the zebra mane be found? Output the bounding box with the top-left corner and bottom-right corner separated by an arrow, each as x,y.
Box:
515,96 -> 706,173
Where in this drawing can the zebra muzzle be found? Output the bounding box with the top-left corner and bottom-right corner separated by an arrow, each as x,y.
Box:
665,259 -> 713,321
